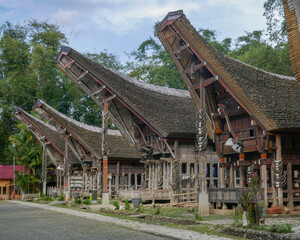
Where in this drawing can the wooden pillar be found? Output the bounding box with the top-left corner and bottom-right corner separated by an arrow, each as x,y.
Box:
260,164 -> 268,209
134,173 -> 138,189
64,136 -> 71,198
187,163 -> 191,201
287,162 -> 294,210
128,173 -> 132,189
229,164 -> 234,188
116,162 -> 120,194
108,174 -> 112,195
162,162 -> 166,189
220,157 -> 225,188
276,135 -> 283,207
260,153 -> 268,209
271,161 -> 278,206
84,172 -> 88,190
239,166 -> 244,188
102,96 -> 109,205
148,164 -> 152,190
42,144 -> 48,195
122,173 -> 125,189
141,174 -> 144,189
166,162 -> 171,189
103,156 -> 108,192
199,152 -> 207,193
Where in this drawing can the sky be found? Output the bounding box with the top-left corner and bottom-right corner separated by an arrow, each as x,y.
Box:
0,0 -> 267,63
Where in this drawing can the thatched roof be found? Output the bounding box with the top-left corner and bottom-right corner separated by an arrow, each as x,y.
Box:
33,100 -> 140,160
55,47 -> 197,139
157,10 -> 300,132
283,0 -> 300,84
14,108 -> 80,165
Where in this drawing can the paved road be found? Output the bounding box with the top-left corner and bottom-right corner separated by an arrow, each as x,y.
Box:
0,203 -> 169,240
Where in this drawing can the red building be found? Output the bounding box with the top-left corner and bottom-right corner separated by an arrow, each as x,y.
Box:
0,165 -> 24,200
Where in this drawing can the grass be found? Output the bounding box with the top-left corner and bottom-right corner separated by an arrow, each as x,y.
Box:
268,224 -> 293,233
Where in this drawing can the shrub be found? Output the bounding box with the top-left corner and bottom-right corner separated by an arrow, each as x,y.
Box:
269,224 -> 292,233
83,199 -> 91,205
112,200 -> 119,210
137,205 -> 142,212
155,207 -> 161,215
232,209 -> 243,227
57,194 -> 65,201
125,199 -> 130,210
240,172 -> 263,226
194,210 -> 203,221
75,199 -> 82,204
40,194 -> 53,202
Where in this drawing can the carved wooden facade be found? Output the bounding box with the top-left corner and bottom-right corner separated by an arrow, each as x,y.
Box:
157,10 -> 300,208
55,48 -> 220,201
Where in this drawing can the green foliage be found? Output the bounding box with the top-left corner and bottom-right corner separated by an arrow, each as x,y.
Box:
112,200 -> 120,210
137,205 -> 142,212
240,172 -> 263,226
83,199 -> 91,205
8,123 -> 42,193
268,224 -> 292,233
125,37 -> 185,89
263,0 -> 286,44
198,28 -> 232,54
230,31 -> 293,76
124,199 -> 130,210
57,194 -> 65,201
232,207 -> 243,227
40,193 -> 53,201
155,207 -> 161,215
194,210 -> 203,221
75,199 -> 82,204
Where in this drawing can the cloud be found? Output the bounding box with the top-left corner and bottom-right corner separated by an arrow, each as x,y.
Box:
51,9 -> 79,26
91,0 -> 202,34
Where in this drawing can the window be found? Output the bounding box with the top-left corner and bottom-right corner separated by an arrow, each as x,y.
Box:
0,187 -> 1,194
181,163 -> 187,174
213,164 -> 218,178
206,164 -> 210,177
3,187 -> 6,195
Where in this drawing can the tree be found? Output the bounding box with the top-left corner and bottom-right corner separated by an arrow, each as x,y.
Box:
125,37 -> 185,89
198,28 -> 232,54
8,123 -> 42,193
263,0 -> 287,44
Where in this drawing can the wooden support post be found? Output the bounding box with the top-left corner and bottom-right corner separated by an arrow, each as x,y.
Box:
84,171 -> 87,190
187,163 -> 191,201
260,164 -> 268,209
229,164 -> 234,188
141,173 -> 144,189
108,174 -> 112,196
134,173 -> 138,189
128,173 -> 132,189
56,170 -> 59,189
102,96 -> 109,205
116,162 -> 120,194
287,162 -> 294,210
239,166 -> 244,188
271,161 -> 278,206
174,140 -> 180,202
64,136 -> 71,199
148,164 -> 152,190
42,144 -> 48,195
122,173 -> 125,189
103,155 -> 108,192
276,135 -> 283,207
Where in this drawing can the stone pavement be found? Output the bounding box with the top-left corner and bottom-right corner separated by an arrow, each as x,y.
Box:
11,201 -> 231,240
0,202 -> 167,240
